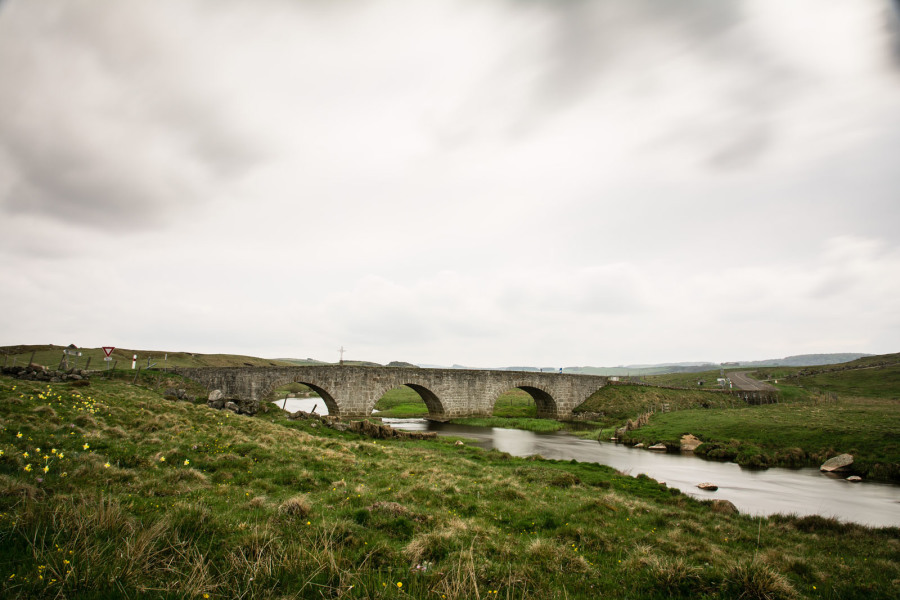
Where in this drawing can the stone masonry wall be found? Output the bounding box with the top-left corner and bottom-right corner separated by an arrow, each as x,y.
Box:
175,366 -> 608,419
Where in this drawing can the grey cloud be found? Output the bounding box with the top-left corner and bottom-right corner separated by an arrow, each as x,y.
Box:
448,0 -> 794,171
888,0 -> 900,70
707,124 -> 772,169
0,1 -> 263,230
525,0 -> 747,107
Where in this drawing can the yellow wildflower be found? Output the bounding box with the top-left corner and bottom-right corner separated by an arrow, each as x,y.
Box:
184,459 -> 190,466
104,463 -> 111,469
43,465 -> 49,473
83,443 -> 89,450
160,456 -> 166,462
24,464 -> 32,472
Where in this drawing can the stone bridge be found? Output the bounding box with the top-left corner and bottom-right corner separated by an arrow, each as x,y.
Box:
174,365 -> 608,419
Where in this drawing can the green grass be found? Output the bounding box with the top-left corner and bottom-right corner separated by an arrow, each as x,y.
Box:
2,374 -> 898,598
622,393 -> 900,479
374,387 -> 538,419
0,344 -> 299,370
449,417 -> 566,432
574,384 -> 739,426
789,363 -> 900,399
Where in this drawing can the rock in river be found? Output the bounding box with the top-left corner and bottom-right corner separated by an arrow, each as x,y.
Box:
648,443 -> 667,451
697,482 -> 718,491
820,453 -> 854,472
680,434 -> 702,452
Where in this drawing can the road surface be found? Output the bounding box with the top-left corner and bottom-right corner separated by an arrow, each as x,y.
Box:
728,371 -> 778,391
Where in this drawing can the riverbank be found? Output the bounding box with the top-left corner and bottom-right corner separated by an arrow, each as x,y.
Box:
2,375 -> 899,599
620,394 -> 900,481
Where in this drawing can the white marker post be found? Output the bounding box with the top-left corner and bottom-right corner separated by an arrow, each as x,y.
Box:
132,354 -> 137,370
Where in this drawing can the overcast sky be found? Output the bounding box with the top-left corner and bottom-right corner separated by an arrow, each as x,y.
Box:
1,0 -> 899,367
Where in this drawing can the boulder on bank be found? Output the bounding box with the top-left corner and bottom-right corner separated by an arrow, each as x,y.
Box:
208,390 -> 224,402
680,434 -> 702,452
648,443 -> 667,451
820,453 -> 854,472
708,499 -> 738,515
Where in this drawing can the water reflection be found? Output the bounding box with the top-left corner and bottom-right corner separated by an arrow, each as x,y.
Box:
382,419 -> 900,528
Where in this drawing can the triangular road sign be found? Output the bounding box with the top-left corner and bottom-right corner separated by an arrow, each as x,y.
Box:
102,346 -> 115,357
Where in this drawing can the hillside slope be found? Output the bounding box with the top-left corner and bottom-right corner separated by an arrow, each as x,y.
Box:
2,374 -> 898,598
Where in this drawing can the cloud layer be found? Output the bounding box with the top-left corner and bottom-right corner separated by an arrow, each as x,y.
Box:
1,0 -> 898,366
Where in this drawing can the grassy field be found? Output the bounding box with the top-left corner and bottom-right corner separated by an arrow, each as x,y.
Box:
622,395 -> 900,479
787,363 -> 900,399
2,374 -> 899,599
574,384 -> 739,425
591,363 -> 900,480
0,344 -> 299,370
374,387 -> 539,420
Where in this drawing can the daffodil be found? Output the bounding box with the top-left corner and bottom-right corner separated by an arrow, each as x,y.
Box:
83,443 -> 89,450
24,464 -> 32,472
43,465 -> 49,473
23,452 -> 29,458
160,456 -> 166,462
183,459 -> 190,466
104,462 -> 111,469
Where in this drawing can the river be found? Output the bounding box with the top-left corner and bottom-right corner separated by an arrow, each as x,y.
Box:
273,400 -> 900,527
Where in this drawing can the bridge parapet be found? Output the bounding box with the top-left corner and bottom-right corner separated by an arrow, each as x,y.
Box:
174,365 -> 607,419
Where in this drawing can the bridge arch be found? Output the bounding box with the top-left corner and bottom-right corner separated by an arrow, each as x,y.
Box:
490,384 -> 559,419
370,382 -> 447,418
260,377 -> 340,415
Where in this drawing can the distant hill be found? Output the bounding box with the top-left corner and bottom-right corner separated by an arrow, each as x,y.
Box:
276,358 -> 330,366
728,353 -> 872,367
2,344 -> 880,375
418,354 -> 876,376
